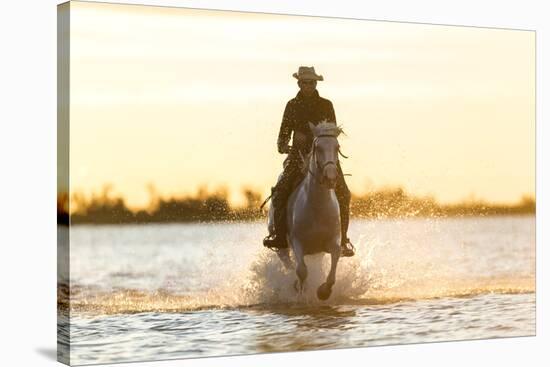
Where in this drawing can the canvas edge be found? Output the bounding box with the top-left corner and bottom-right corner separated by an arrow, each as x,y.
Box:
57,1 -> 71,366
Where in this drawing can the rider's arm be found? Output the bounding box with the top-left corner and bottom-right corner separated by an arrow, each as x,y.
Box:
277,101 -> 294,154
328,100 -> 337,124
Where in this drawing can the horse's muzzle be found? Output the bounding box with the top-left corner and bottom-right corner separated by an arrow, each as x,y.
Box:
323,164 -> 338,189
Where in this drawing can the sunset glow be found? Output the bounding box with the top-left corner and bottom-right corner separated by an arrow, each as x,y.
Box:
67,1 -> 535,209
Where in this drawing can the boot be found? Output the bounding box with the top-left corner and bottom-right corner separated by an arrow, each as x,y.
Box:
341,237 -> 355,257
263,233 -> 287,250
339,194 -> 354,257
263,192 -> 288,250
263,217 -> 288,249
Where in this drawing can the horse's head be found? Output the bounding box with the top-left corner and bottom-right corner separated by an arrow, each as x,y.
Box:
308,122 -> 343,189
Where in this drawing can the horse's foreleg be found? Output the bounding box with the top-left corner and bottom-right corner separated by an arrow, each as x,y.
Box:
317,245 -> 340,300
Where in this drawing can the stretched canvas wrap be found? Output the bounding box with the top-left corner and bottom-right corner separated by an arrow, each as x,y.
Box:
57,1 -> 536,365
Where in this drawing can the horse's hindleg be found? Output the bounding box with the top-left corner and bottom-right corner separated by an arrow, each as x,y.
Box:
296,260 -> 307,294
293,245 -> 307,294
275,248 -> 293,270
317,246 -> 340,300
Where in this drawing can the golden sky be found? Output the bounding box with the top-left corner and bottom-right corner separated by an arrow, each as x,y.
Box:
67,1 -> 535,208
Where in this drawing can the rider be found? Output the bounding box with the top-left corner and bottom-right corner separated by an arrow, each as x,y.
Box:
263,66 -> 355,257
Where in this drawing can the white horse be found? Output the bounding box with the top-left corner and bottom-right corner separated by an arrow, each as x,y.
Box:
268,122 -> 342,300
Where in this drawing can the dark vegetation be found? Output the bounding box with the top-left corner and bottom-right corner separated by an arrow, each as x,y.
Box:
58,184 -> 535,225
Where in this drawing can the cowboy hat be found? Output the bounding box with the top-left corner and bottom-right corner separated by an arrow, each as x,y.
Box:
292,66 -> 324,81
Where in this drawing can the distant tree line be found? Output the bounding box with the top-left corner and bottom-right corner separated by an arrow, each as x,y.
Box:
349,187 -> 535,219
57,184 -> 535,225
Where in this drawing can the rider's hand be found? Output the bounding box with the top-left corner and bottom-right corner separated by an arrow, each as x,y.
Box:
278,144 -> 291,154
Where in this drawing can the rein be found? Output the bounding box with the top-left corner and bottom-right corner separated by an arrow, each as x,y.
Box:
259,132 -> 350,212
300,134 -> 344,186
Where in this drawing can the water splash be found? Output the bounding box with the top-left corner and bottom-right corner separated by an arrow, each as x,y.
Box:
65,231 -> 534,315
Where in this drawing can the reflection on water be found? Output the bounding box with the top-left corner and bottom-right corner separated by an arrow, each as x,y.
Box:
63,216 -> 536,365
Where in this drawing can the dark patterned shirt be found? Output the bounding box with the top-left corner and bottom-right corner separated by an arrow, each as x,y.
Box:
277,89 -> 337,158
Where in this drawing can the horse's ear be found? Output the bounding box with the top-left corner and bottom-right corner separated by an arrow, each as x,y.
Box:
308,122 -> 316,135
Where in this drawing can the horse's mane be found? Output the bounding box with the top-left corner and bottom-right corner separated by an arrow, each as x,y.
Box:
313,121 -> 345,137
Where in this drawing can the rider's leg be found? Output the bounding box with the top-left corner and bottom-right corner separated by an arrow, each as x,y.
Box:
264,159 -> 301,249
335,163 -> 355,257
335,175 -> 351,242
271,181 -> 291,241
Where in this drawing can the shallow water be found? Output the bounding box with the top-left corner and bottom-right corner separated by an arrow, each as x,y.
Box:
60,216 -> 535,365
